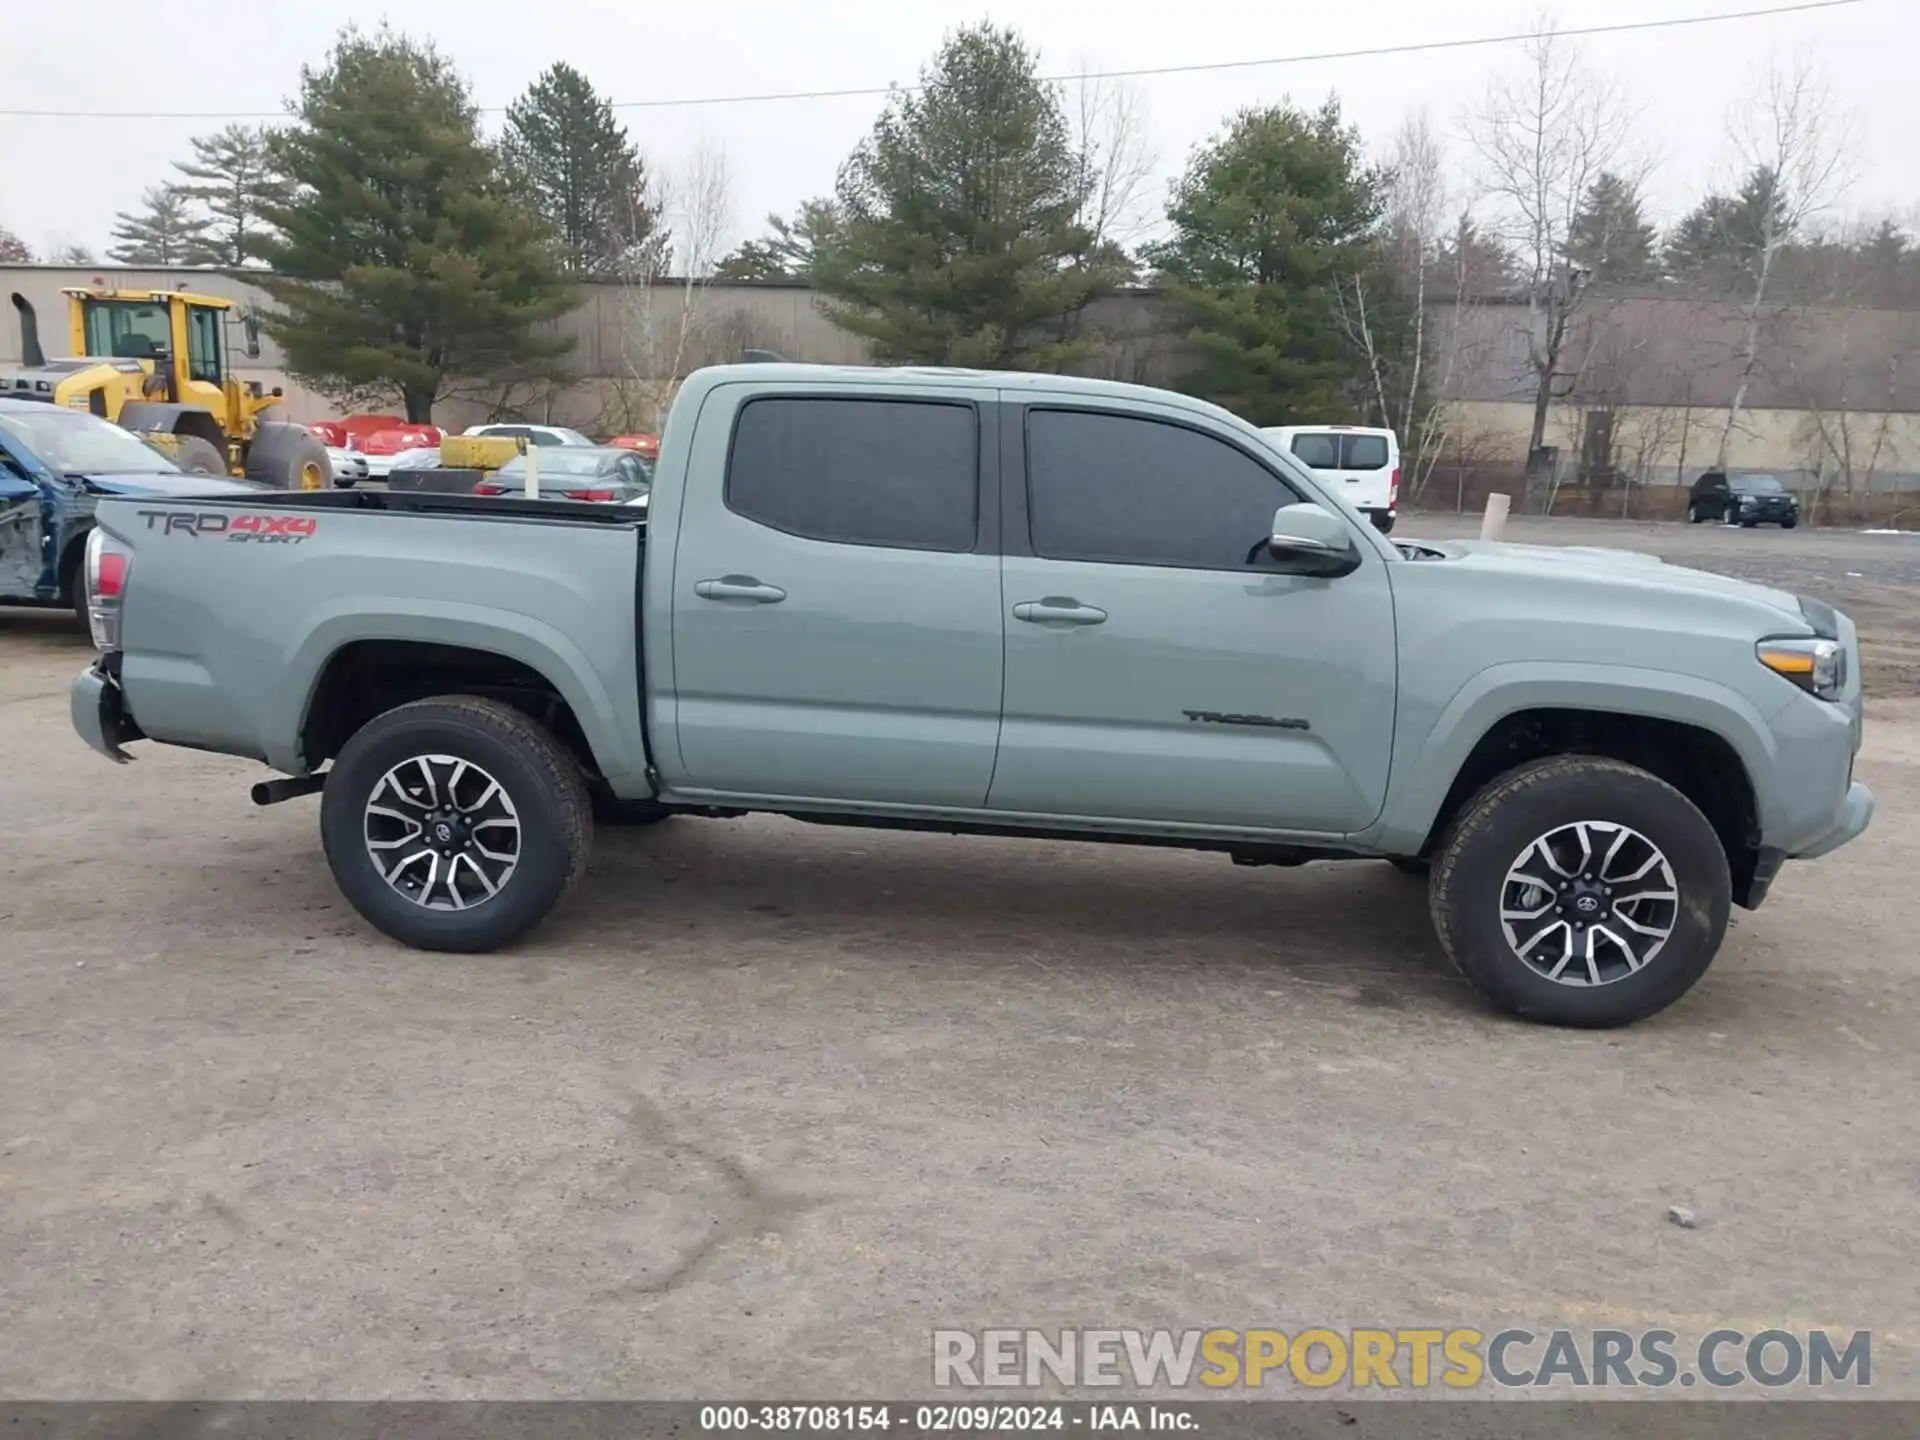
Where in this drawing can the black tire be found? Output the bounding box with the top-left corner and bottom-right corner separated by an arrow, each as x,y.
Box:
1782,517 -> 1798,530
1371,512 -> 1397,535
1429,755 -> 1730,1028
245,423 -> 332,492
592,793 -> 675,826
1740,518 -> 1759,528
171,435 -> 229,476
1687,504 -> 1704,523
319,696 -> 592,952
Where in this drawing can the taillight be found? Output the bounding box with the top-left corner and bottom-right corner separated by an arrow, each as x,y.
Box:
472,482 -> 506,495
562,488 -> 616,503
1389,466 -> 1401,509
84,527 -> 131,651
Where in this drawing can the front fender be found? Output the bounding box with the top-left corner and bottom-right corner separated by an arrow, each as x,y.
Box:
1363,661 -> 1784,854
271,600 -> 641,784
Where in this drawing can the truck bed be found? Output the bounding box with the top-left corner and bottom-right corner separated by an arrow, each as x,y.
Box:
89,488 -> 650,785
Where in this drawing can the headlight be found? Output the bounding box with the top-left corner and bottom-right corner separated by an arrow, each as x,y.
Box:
1757,637 -> 1846,700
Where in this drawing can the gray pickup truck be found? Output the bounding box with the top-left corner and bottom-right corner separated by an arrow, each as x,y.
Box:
70,364 -> 1873,1027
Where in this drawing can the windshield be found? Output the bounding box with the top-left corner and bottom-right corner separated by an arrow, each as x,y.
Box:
80,299 -> 173,361
1733,474 -> 1786,493
0,408 -> 179,475
497,450 -> 609,479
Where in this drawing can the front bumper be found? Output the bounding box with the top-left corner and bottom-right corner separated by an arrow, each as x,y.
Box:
1789,779 -> 1875,860
71,659 -> 143,763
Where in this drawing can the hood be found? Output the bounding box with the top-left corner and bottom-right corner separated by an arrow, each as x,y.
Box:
79,472 -> 265,498
1403,537 -> 1805,621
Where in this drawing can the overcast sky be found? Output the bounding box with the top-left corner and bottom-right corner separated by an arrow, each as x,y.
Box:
0,0 -> 1907,260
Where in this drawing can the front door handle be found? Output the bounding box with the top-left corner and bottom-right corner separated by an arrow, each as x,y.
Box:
695,576 -> 787,604
1013,598 -> 1107,626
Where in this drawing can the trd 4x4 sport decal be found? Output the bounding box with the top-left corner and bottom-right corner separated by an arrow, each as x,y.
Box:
134,511 -> 318,544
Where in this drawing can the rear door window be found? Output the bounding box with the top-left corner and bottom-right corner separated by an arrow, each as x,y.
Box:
726,397 -> 979,552
1289,432 -> 1389,470
1341,434 -> 1389,469
1289,433 -> 1340,469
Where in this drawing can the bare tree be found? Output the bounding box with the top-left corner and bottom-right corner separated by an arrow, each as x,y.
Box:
1464,20 -> 1643,483
1715,53 -> 1857,466
1068,66 -> 1159,259
600,139 -> 739,434
1338,110 -> 1460,493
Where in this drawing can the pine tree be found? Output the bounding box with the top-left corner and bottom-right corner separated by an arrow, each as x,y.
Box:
813,23 -> 1120,368
1568,172 -> 1657,284
174,124 -> 289,266
0,225 -> 31,263
1665,168 -> 1790,288
107,186 -> 211,266
501,62 -> 663,278
252,27 -> 576,422
715,200 -> 843,281
1145,100 -> 1391,424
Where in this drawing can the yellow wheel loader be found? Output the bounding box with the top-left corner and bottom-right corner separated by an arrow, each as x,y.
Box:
3,282 -> 330,489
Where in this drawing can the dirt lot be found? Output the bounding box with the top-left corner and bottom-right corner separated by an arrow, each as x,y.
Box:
2,515 -> 1917,1402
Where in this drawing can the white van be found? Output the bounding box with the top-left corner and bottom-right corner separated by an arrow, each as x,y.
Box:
1262,425 -> 1400,533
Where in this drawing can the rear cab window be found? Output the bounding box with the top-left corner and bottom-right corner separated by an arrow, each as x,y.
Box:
725,396 -> 979,552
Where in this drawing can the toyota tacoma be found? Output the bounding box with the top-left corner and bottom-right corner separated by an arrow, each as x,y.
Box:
69,365 -> 1873,1027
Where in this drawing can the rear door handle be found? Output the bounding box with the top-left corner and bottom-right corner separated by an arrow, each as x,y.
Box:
1013,598 -> 1107,626
695,576 -> 787,604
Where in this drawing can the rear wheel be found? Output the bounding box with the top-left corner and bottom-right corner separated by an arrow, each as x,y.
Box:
1429,755 -> 1730,1028
320,697 -> 592,952
170,435 -> 230,476
1687,504 -> 1704,523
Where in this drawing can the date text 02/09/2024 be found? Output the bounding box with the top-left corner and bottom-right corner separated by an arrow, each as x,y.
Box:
697,1405 -> 1192,1433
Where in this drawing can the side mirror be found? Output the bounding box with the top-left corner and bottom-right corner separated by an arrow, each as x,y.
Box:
1266,502 -> 1361,577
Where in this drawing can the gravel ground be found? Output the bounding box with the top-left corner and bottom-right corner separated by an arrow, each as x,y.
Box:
2,516 -> 1916,1404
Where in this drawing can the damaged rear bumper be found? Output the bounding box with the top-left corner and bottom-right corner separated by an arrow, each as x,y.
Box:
71,657 -> 144,763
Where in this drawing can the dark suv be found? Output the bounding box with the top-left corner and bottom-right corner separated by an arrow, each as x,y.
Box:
1688,471 -> 1800,528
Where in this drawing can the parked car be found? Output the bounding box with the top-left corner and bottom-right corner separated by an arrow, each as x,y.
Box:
70,364 -> 1872,1028
472,447 -> 652,504
358,426 -> 444,478
462,423 -> 595,449
1261,424 -> 1400,533
1689,471 -> 1800,527
0,399 -> 258,618
327,446 -> 370,487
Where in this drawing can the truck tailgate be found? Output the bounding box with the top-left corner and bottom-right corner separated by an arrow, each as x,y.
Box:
92,492 -> 648,782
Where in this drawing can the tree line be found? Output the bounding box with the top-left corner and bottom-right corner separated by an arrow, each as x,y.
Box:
2,19 -> 1909,455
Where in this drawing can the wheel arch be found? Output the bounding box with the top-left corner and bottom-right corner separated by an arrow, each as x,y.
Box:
277,612 -> 643,790
1371,667 -> 1775,903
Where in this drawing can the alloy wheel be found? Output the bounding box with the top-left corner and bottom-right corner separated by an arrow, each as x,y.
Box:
1499,821 -> 1678,987
363,753 -> 521,910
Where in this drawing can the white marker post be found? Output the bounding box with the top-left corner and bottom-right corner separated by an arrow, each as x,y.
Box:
1480,491 -> 1511,541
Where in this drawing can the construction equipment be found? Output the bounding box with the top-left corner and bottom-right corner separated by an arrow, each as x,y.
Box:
2,281 -> 330,489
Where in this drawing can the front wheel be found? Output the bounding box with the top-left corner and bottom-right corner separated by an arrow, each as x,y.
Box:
319,697 -> 592,952
1782,517 -> 1798,530
1429,756 -> 1730,1028
1687,505 -> 1704,524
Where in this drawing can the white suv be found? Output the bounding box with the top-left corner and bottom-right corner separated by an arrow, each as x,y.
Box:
1262,425 -> 1400,533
